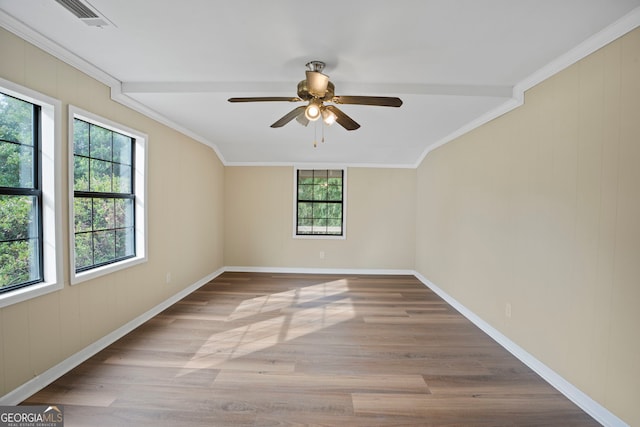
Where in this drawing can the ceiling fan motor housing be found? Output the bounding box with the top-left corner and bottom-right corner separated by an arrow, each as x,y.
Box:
305,71 -> 329,97
297,79 -> 335,101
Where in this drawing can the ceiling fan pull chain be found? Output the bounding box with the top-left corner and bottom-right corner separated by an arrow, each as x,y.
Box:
314,122 -> 318,148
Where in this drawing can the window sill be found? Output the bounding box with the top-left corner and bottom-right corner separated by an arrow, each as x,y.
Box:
0,281 -> 63,308
71,255 -> 147,285
293,234 -> 347,240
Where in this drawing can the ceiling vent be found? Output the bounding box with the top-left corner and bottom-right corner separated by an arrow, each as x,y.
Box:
54,0 -> 113,27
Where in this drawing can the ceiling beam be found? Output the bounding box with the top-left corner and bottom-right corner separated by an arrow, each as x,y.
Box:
121,81 -> 513,98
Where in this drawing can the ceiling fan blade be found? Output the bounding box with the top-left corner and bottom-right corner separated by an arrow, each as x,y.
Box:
296,114 -> 310,127
325,105 -> 360,131
270,106 -> 306,128
331,96 -> 403,107
228,97 -> 302,103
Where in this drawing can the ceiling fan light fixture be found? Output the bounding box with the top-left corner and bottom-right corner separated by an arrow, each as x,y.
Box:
305,100 -> 322,121
321,107 -> 336,125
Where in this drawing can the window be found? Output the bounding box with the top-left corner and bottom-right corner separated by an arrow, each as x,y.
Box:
0,78 -> 61,307
0,93 -> 43,292
295,169 -> 345,237
70,107 -> 147,284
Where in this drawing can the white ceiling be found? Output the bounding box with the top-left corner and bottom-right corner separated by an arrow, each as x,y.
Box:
1,0 -> 639,166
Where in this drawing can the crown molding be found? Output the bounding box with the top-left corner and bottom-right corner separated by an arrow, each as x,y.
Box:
0,9 -> 232,165
223,161 -> 417,169
108,85 -> 228,162
0,9 -> 119,88
515,5 -> 640,95
413,96 -> 522,168
3,7 -> 639,170
414,6 -> 640,168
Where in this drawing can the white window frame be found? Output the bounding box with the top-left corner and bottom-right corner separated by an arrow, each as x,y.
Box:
0,77 -> 62,308
68,105 -> 147,285
292,166 -> 347,240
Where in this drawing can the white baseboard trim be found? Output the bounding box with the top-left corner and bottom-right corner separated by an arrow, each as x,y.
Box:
0,268 -> 225,405
1,267 -> 627,426
224,265 -> 415,276
413,272 -> 628,427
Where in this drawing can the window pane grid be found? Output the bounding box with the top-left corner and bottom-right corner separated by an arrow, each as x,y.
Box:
296,169 -> 343,236
73,118 -> 135,273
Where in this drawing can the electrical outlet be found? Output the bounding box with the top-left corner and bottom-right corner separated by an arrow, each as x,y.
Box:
319,251 -> 325,259
166,272 -> 172,284
505,302 -> 512,318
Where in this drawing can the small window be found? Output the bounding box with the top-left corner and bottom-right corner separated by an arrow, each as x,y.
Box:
70,107 -> 147,284
295,169 -> 345,237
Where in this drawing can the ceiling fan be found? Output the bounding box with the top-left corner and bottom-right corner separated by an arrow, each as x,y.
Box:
228,61 -> 402,131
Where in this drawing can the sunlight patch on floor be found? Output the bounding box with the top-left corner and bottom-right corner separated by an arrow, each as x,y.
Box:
181,279 -> 356,372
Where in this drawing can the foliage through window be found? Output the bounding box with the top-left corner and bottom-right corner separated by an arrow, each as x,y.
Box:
296,169 -> 344,236
0,92 -> 43,293
73,118 -> 135,272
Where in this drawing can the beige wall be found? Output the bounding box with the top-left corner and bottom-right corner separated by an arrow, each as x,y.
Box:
0,28 -> 225,397
224,166 -> 416,270
2,19 -> 639,426
415,28 -> 640,425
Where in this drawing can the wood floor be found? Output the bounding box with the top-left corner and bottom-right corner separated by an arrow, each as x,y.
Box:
23,273 -> 599,426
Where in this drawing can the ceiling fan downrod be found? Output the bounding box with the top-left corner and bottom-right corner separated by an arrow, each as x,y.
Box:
306,60 -> 326,73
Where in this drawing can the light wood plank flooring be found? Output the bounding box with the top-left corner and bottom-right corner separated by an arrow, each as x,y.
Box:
23,273 -> 599,426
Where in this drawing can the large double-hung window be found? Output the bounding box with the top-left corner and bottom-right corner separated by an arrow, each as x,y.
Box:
0,93 -> 43,291
73,118 -> 135,271
0,79 -> 61,307
70,107 -> 147,283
